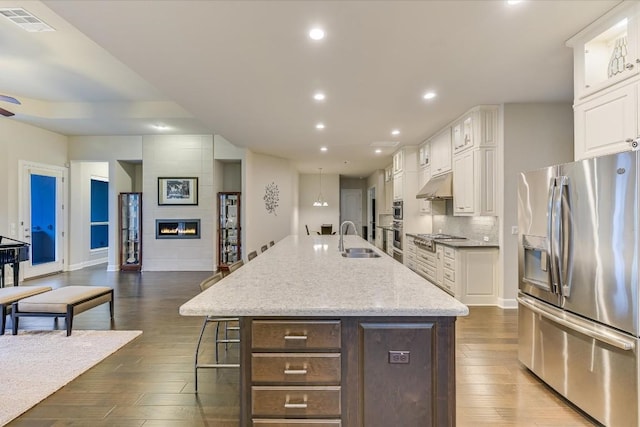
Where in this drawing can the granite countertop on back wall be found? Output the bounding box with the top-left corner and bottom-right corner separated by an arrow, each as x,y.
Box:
406,232 -> 499,249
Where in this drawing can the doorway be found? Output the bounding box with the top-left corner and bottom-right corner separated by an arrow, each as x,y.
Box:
20,162 -> 66,279
368,186 -> 376,243
340,189 -> 363,236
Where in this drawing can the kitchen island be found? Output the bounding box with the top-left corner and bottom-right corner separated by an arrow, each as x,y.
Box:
180,234 -> 468,426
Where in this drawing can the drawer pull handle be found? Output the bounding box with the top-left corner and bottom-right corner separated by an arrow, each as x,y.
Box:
284,369 -> 308,375
284,335 -> 308,340
284,403 -> 308,409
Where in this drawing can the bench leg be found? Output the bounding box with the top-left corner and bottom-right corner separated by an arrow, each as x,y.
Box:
11,302 -> 19,335
109,291 -> 114,319
0,304 -> 6,335
66,305 -> 73,336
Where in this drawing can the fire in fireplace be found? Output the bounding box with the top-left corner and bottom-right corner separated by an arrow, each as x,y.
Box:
156,219 -> 200,239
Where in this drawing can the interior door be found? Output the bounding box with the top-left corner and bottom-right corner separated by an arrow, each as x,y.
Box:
20,162 -> 65,278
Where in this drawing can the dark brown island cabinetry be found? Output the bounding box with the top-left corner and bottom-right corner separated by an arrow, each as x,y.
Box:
241,316 -> 456,427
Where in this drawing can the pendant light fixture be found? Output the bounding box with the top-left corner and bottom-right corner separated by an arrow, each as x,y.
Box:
313,168 -> 328,207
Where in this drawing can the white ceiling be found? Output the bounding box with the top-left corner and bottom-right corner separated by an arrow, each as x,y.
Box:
0,0 -> 620,177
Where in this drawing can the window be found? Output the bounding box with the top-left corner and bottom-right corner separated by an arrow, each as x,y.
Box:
90,178 -> 109,249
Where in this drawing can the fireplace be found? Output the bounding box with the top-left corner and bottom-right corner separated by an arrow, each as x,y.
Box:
156,219 -> 201,239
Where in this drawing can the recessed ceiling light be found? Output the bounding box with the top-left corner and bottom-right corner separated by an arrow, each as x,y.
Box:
375,149 -> 382,154
313,92 -> 326,101
152,123 -> 170,131
309,28 -> 325,40
391,129 -> 400,136
423,91 -> 437,100
506,0 -> 522,4
316,123 -> 325,130
320,146 -> 328,152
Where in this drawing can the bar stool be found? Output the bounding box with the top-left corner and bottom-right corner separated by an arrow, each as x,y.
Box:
248,251 -> 258,261
261,244 -> 268,253
194,272 -> 240,393
228,260 -> 244,273
269,240 -> 275,247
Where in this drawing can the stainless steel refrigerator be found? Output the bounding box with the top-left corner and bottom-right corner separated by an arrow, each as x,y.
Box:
518,150 -> 639,427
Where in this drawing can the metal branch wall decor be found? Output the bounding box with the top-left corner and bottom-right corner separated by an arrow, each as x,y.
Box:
264,181 -> 279,216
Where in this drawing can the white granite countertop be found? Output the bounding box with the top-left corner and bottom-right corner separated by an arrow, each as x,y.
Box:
180,235 -> 469,318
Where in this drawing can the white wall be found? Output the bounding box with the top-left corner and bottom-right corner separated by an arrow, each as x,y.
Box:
299,173 -> 340,235
0,120 -> 68,282
142,134 -> 215,271
244,151 -> 297,257
499,103 -> 574,307
67,161 -> 109,270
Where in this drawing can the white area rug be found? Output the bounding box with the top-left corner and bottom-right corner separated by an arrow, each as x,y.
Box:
0,330 -> 142,426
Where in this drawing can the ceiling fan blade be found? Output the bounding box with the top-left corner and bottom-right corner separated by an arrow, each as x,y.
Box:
0,94 -> 21,105
0,106 -> 15,117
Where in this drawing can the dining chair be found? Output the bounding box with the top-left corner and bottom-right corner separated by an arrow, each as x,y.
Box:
228,260 -> 244,273
194,272 -> 239,393
319,224 -> 335,235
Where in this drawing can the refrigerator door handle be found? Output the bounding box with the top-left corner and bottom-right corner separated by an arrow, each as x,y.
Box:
518,295 -> 635,351
555,176 -> 571,297
547,178 -> 560,294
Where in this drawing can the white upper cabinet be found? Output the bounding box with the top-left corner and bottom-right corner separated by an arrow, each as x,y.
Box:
569,2 -> 640,159
430,127 -> 452,177
392,150 -> 404,175
452,106 -> 498,217
567,2 -> 640,100
418,142 -> 430,168
574,82 -> 638,159
452,106 -> 498,155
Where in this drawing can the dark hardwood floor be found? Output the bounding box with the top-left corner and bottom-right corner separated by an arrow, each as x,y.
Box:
5,266 -> 597,426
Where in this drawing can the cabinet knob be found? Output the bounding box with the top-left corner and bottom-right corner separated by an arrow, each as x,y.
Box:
625,63 -> 635,70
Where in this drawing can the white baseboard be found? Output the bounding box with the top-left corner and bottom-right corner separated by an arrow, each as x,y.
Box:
497,297 -> 518,309
107,264 -> 119,272
67,258 -> 108,272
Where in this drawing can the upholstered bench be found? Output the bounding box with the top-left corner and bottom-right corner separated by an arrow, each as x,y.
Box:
0,286 -> 52,335
11,286 -> 114,336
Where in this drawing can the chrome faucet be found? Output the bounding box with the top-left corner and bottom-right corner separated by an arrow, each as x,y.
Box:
338,220 -> 358,252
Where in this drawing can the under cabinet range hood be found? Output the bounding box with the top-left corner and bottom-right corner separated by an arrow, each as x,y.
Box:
416,172 -> 453,200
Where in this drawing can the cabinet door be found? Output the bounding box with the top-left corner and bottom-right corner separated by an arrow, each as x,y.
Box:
574,82 -> 637,160
360,322 -> 436,426
435,245 -> 444,287
418,166 -> 431,214
431,128 -> 452,176
453,152 -> 474,215
393,173 -> 403,201
452,114 -> 474,154
569,2 -> 640,99
393,151 -> 403,175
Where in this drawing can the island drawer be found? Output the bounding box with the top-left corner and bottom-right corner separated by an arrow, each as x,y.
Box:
252,320 -> 341,350
252,386 -> 341,417
252,353 -> 341,383
253,419 -> 341,426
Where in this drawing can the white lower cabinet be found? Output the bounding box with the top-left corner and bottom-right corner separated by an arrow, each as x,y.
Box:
405,237 -> 417,270
386,230 -> 394,257
410,242 -> 497,305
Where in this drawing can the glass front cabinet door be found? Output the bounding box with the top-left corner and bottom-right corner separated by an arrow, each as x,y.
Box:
218,192 -> 241,268
119,192 -> 142,271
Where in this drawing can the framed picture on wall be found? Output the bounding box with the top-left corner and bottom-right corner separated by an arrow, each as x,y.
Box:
158,177 -> 198,205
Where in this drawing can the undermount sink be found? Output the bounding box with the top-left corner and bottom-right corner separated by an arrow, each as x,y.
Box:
342,247 -> 381,258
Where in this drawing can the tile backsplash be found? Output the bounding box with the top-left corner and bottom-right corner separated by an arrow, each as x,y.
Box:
432,201 -> 499,243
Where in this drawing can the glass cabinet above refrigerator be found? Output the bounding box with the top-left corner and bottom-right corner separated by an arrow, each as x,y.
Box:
119,192 -> 142,271
218,192 -> 241,268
